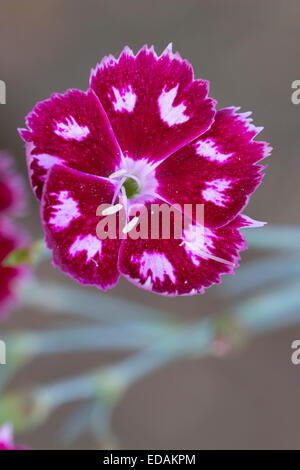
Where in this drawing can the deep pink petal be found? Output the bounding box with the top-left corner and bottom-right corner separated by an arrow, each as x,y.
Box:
0,153 -> 27,217
228,214 -> 266,229
0,218 -> 30,318
90,44 -> 216,165
19,89 -> 122,199
156,107 -> 272,228
41,164 -> 121,290
118,202 -> 247,296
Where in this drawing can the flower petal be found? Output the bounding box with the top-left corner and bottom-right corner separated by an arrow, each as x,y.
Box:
19,89 -> 122,199
0,218 -> 30,318
0,153 -> 27,217
41,164 -> 122,290
118,202 -> 247,296
229,214 -> 266,228
90,44 -> 216,165
156,107 -> 272,228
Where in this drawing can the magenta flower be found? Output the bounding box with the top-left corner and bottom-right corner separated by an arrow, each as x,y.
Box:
19,45 -> 271,296
0,423 -> 28,450
0,153 -> 29,316
0,218 -> 29,318
0,153 -> 26,217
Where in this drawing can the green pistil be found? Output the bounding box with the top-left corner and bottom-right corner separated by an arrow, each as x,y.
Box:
122,177 -> 140,199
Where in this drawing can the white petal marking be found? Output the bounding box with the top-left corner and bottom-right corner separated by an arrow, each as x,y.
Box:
54,116 -> 90,141
195,138 -> 233,163
132,252 -> 176,284
158,84 -> 189,127
202,179 -> 232,207
49,191 -> 81,230
111,85 -> 137,113
26,142 -> 63,183
182,225 -> 234,266
33,153 -> 62,172
69,235 -> 102,262
182,225 -> 213,266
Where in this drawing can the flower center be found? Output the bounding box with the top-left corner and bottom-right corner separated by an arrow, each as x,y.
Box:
109,157 -> 158,205
122,176 -> 140,199
106,157 -> 159,234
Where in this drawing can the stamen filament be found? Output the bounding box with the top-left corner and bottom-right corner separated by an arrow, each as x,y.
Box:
109,169 -> 127,179
112,176 -> 127,205
198,250 -> 235,266
120,186 -> 128,223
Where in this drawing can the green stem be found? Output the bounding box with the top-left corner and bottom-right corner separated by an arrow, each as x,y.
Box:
4,323 -> 172,357
32,282 -> 300,411
21,279 -> 171,326
33,319 -> 214,409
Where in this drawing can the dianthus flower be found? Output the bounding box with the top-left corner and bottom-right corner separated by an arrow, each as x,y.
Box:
0,153 -> 26,217
0,218 -> 29,317
0,153 -> 29,316
19,45 -> 271,296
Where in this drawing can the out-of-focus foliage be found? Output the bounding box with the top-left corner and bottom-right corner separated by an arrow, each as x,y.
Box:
1,226 -> 300,447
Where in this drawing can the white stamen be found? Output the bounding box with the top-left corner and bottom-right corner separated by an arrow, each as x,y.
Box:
122,216 -> 139,234
198,250 -> 235,266
109,169 -> 127,179
112,176 -> 127,205
102,203 -> 123,216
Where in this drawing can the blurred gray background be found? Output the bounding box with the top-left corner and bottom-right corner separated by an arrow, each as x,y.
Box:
0,0 -> 300,449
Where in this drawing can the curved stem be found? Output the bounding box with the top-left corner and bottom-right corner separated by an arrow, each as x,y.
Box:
32,282 -> 300,409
